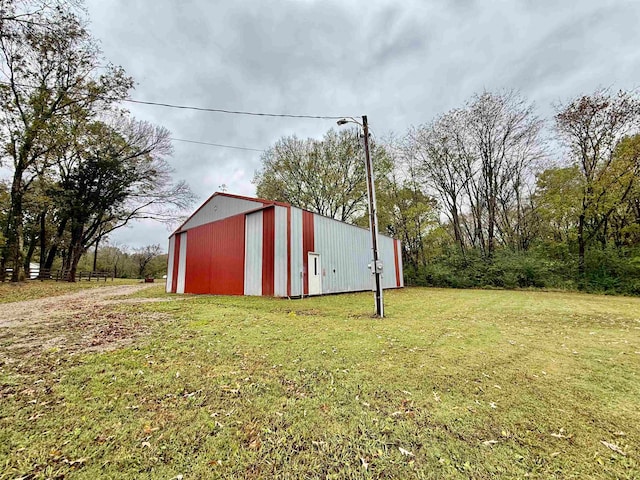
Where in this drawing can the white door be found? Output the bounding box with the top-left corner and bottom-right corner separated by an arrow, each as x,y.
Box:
308,253 -> 321,295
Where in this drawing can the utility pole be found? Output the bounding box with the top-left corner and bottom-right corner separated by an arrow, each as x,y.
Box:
362,116 -> 384,317
337,115 -> 384,317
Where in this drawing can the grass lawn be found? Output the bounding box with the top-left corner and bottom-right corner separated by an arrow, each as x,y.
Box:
1,287 -> 639,478
0,278 -> 141,304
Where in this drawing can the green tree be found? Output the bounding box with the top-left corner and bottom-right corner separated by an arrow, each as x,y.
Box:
366,139 -> 439,270
93,243 -> 129,278
603,134 -> 640,248
0,2 -> 131,280
254,128 -> 393,224
555,89 -> 640,277
52,118 -> 192,281
377,183 -> 437,270
533,166 -> 582,244
132,244 -> 163,278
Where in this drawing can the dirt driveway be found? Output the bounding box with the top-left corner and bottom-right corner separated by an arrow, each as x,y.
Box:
0,283 -> 176,358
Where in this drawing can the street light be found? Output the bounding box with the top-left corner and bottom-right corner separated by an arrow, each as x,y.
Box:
337,115 -> 384,318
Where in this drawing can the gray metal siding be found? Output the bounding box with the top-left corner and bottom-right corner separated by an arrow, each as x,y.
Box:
244,211 -> 263,296
176,232 -> 187,294
378,235 -> 398,289
312,214 -> 402,294
290,207 -> 303,297
166,235 -> 175,293
313,215 -> 373,294
182,195 -> 262,231
274,206 -> 288,297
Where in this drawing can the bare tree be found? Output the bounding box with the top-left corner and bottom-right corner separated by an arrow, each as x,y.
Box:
405,110 -> 472,253
1,0 -> 80,35
405,90 -> 544,258
466,91 -> 544,257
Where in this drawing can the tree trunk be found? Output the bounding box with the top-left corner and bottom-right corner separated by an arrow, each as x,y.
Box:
44,217 -> 68,270
486,178 -> 497,260
39,209 -> 47,268
93,236 -> 100,271
6,167 -> 26,282
44,244 -> 58,271
68,245 -> 83,282
66,222 -> 85,282
451,205 -> 466,255
578,212 -> 586,280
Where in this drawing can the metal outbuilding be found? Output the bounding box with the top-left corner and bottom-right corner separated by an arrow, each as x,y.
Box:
166,192 -> 404,297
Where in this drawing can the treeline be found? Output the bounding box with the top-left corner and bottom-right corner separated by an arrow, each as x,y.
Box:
21,241 -> 168,279
255,90 -> 640,295
0,0 -> 192,282
72,243 -> 167,279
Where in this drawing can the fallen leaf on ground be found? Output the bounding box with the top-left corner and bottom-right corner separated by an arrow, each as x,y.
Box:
248,438 -> 261,450
399,447 -> 414,456
143,424 -> 159,434
600,440 -> 626,456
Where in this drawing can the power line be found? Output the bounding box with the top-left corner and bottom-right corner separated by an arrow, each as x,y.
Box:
122,98 -> 347,120
170,137 -> 264,152
0,79 -> 350,151
0,79 -> 349,119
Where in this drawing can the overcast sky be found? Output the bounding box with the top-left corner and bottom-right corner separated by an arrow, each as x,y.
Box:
84,0 -> 640,249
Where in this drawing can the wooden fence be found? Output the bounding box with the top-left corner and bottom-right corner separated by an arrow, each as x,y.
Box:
0,268 -> 114,282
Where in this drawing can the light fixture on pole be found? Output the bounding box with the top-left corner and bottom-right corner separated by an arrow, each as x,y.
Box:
337,115 -> 384,318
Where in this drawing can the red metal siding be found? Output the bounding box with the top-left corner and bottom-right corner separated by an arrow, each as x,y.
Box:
302,210 -> 315,295
184,215 -> 245,295
171,234 -> 181,293
393,239 -> 401,288
262,207 -> 275,296
184,226 -> 211,294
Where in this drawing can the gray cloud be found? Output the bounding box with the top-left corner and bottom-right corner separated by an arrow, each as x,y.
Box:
84,0 -> 640,249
